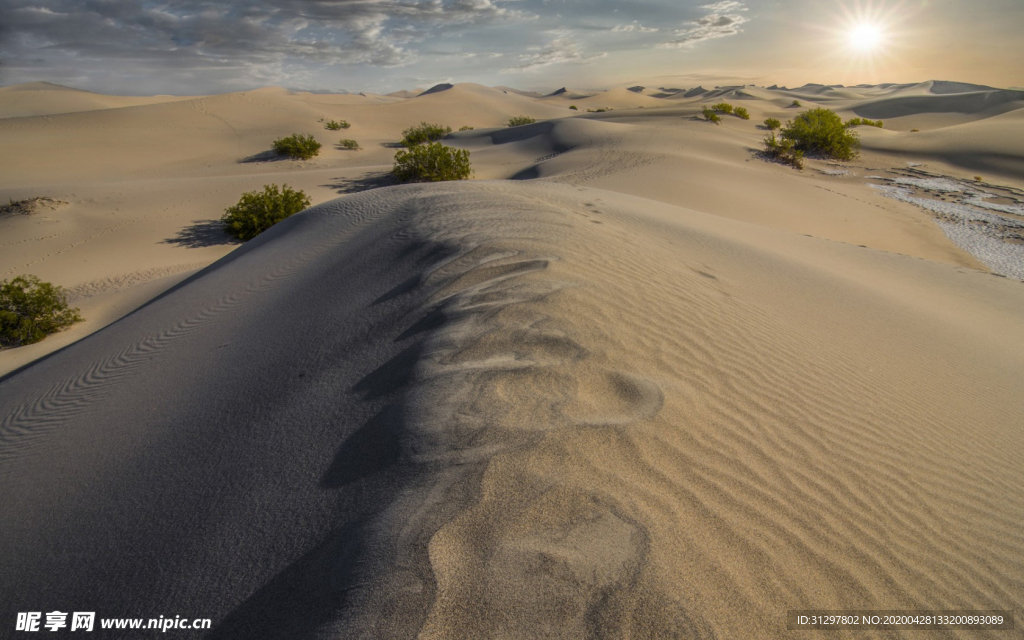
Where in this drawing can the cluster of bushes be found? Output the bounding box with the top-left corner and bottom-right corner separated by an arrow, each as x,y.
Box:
459,125 -> 475,131
763,133 -> 805,169
507,116 -> 536,127
401,122 -> 451,147
221,184 -> 311,241
392,142 -> 471,183
325,119 -> 351,130
844,117 -> 884,128
763,117 -> 782,130
701,106 -> 722,124
273,134 -> 321,160
338,139 -> 360,150
0,275 -> 82,346
761,108 -> 861,168
707,102 -> 750,120
586,107 -> 612,113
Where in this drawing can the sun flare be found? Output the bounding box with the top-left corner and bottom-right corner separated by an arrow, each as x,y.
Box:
849,23 -> 883,52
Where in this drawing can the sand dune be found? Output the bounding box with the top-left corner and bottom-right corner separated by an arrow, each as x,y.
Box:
2,179 -> 1022,638
0,82 -> 193,119
2,78 -> 1024,638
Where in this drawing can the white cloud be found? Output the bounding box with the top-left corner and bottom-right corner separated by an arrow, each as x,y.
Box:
611,22 -> 659,33
658,1 -> 749,48
502,37 -> 606,73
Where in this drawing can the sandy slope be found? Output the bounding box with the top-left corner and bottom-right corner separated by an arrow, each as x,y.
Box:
2,79 -> 1024,638
1,180 -> 1022,639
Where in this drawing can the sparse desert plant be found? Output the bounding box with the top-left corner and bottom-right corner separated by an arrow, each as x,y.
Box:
221,184 -> 311,241
392,142 -> 471,183
0,275 -> 82,346
911,128 -> 920,132
325,119 -> 351,130
764,117 -> 782,130
338,139 -> 361,150
507,115 -> 537,127
780,108 -> 860,161
791,100 -> 802,107
763,132 -> 805,169
272,134 -> 321,160
712,102 -> 734,114
974,176 -> 984,182
569,105 -> 578,110
733,106 -> 751,120
401,122 -> 452,147
458,125 -> 475,131
701,106 -> 722,124
844,117 -> 883,128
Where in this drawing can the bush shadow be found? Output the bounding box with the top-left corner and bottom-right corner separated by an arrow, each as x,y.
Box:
322,172 -> 397,194
162,220 -> 240,248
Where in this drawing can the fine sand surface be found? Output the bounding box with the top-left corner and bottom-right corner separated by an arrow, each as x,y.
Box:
2,80 -> 1024,638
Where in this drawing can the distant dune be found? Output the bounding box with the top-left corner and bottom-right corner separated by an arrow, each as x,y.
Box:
2,78 -> 1023,639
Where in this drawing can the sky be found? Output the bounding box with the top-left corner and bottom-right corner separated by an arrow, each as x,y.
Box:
1,0 -> 1022,95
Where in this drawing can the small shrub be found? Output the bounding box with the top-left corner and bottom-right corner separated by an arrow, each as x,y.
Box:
0,275 -> 82,346
911,128 -> 920,132
844,117 -> 883,128
780,108 -> 860,161
325,119 -> 351,130
791,100 -> 802,107
338,139 -> 360,150
974,176 -> 983,182
569,105 -> 578,110
764,117 -> 782,130
392,142 -> 472,183
763,132 -> 804,169
272,134 -> 321,160
712,102 -> 734,114
507,116 -> 537,127
733,106 -> 751,120
701,106 -> 722,124
401,122 -> 452,147
221,184 -> 311,241
458,125 -> 475,131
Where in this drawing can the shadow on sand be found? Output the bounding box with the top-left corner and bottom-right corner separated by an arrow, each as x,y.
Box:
323,172 -> 397,194
162,220 -> 240,248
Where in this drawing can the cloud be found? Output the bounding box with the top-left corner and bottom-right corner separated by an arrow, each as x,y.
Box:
501,37 -> 607,73
658,0 -> 749,49
611,22 -> 659,33
0,0 -> 536,91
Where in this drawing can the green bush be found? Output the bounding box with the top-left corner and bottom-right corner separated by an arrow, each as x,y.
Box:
844,117 -> 883,128
569,105 -> 578,110
712,102 -> 734,114
458,125 -> 474,131
764,117 -> 782,130
780,108 -> 860,160
221,184 -> 311,241
272,134 -> 321,160
791,100 -> 802,107
325,119 -> 351,131
0,275 -> 82,346
338,139 -> 360,150
507,116 -> 537,127
401,122 -> 452,147
733,106 -> 750,120
701,106 -> 722,124
392,142 -> 471,183
763,133 -> 804,169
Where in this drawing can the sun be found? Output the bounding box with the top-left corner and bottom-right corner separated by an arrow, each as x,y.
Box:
848,23 -> 883,52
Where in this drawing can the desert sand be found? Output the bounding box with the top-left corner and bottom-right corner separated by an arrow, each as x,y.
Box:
1,80 -> 1023,638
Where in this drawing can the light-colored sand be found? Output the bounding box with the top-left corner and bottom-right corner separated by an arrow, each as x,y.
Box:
1,80 -> 1023,638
